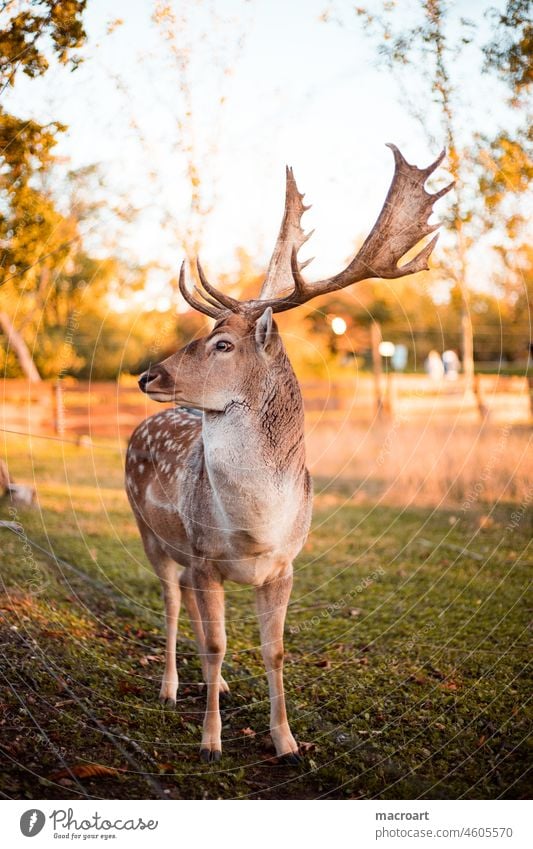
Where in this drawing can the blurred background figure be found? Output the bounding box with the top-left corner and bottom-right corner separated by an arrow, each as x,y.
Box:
425,350 -> 444,381
392,343 -> 408,372
442,349 -> 461,381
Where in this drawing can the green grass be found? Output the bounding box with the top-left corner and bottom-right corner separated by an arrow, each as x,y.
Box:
0,436 -> 531,800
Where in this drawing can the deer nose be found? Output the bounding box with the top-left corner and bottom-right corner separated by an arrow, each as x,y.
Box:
138,371 -> 152,392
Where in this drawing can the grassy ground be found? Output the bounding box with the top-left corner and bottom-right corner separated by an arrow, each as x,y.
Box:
0,434 -> 531,800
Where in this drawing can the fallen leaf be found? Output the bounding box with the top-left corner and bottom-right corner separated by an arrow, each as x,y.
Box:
49,763 -> 123,781
479,515 -> 494,529
118,681 -> 143,696
139,654 -> 162,666
298,741 -> 317,753
240,727 -> 256,737
440,681 -> 459,692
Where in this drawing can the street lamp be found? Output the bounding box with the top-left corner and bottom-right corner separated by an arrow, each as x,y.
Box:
378,340 -> 395,358
331,316 -> 347,336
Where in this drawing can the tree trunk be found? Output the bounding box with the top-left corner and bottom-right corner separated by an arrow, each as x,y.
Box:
0,311 -> 41,382
461,305 -> 474,394
370,321 -> 385,418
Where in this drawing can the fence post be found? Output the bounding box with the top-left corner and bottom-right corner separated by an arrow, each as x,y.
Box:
370,321 -> 386,419
53,380 -> 65,436
473,373 -> 489,421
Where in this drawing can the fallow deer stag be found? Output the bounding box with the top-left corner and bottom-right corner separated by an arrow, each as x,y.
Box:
126,145 -> 452,763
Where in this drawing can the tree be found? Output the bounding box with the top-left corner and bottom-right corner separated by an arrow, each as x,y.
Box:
0,0 -> 86,89
323,0 -> 532,392
109,1 -> 251,300
483,0 -> 532,102
0,0 -> 87,378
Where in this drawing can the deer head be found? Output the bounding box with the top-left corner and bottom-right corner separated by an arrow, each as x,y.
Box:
138,303 -> 283,411
139,144 -> 452,404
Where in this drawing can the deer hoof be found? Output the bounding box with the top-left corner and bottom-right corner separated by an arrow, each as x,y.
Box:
278,752 -> 302,766
159,696 -> 176,709
200,748 -> 222,763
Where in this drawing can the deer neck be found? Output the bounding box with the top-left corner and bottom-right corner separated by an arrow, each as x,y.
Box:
201,354 -> 306,526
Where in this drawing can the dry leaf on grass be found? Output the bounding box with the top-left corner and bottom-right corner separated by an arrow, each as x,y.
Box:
118,680 -> 144,696
49,763 -> 124,781
139,654 -> 162,666
479,515 -> 495,529
298,741 -> 317,753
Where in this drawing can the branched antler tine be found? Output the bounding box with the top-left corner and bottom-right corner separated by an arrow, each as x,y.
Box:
196,258 -> 241,311
392,232 -> 440,276
422,147 -> 446,177
386,142 -> 408,168
290,245 -> 309,297
345,144 -> 453,280
433,180 -> 455,201
259,165 -> 312,300
179,262 -> 220,319
193,284 -> 224,310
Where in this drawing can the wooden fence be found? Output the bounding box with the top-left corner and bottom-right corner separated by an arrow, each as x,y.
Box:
1,375 -> 531,442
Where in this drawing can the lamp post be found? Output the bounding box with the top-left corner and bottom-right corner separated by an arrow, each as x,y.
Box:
378,340 -> 396,417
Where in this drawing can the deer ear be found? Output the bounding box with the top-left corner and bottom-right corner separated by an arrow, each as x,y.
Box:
255,307 -> 274,351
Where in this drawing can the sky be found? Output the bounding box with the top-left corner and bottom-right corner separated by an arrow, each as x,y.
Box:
3,0 -> 512,309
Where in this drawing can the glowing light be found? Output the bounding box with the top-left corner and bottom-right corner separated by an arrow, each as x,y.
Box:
331,316 -> 347,336
379,341 -> 395,357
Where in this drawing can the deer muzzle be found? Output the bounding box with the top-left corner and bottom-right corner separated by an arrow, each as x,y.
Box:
138,364 -> 174,399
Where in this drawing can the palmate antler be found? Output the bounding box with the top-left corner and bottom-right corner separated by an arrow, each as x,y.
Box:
260,166 -> 315,299
179,145 -> 453,318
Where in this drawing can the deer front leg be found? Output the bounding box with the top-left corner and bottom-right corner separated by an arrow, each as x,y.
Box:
155,559 -> 181,707
180,567 -> 230,695
193,564 -> 226,762
256,568 -> 301,764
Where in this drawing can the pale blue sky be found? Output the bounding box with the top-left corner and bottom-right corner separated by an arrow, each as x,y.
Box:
3,0 -> 510,308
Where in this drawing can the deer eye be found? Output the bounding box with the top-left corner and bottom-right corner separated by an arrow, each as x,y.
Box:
214,339 -> 233,352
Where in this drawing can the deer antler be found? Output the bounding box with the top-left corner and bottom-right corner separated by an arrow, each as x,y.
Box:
178,262 -> 220,318
179,260 -> 243,318
260,166 -> 314,299
246,145 -> 453,315
179,145 -> 453,320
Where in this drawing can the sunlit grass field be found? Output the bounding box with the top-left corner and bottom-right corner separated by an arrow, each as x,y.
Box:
0,434 -> 531,800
